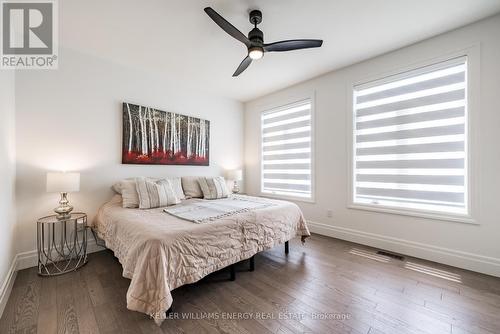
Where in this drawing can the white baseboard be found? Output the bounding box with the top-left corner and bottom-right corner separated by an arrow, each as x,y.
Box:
308,221 -> 500,277
0,239 -> 105,318
0,255 -> 18,319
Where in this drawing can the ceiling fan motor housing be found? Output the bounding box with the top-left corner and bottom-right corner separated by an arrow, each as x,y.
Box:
248,28 -> 263,45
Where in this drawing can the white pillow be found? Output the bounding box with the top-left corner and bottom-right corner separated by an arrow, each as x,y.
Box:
182,176 -> 204,198
112,181 -> 124,194
198,177 -> 229,200
113,177 -> 162,193
118,179 -> 140,208
135,177 -> 180,209
114,177 -> 172,208
165,177 -> 185,200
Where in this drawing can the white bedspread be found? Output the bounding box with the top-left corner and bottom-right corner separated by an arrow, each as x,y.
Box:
92,194 -> 310,325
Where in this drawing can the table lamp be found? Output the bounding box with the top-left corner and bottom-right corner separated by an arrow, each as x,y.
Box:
46,172 -> 80,220
225,169 -> 243,193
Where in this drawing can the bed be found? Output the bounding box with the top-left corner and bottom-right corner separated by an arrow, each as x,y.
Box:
92,194 -> 310,325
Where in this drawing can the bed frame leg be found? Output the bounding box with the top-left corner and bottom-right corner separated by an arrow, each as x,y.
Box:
285,241 -> 289,255
249,256 -> 255,271
230,264 -> 236,281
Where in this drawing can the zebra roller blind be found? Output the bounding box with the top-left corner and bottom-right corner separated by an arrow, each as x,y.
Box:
261,99 -> 313,200
353,57 -> 468,215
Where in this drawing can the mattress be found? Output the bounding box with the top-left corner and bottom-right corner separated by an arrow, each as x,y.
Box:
92,194 -> 310,325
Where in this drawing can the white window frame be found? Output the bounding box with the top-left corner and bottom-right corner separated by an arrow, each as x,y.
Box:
259,94 -> 316,203
347,47 -> 479,224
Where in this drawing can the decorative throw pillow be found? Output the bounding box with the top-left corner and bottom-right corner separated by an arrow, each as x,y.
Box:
181,176 -> 204,198
113,178 -> 157,208
135,177 -> 180,209
166,177 -> 186,200
198,177 -> 229,200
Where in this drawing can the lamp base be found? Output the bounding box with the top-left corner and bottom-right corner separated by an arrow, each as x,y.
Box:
54,192 -> 74,220
232,181 -> 240,194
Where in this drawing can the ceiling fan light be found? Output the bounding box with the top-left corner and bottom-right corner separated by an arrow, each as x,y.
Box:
248,47 -> 264,60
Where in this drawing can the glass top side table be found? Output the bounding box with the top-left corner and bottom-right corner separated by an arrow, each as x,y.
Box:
37,212 -> 88,276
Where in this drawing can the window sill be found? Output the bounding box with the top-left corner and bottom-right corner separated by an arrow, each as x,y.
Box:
348,203 -> 477,225
260,192 -> 315,204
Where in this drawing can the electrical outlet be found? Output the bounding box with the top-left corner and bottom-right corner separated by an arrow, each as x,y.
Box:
326,209 -> 333,218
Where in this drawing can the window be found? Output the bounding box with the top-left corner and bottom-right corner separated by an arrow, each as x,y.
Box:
352,57 -> 468,217
261,99 -> 313,200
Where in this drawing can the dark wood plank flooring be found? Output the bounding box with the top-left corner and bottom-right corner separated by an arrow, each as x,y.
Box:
1,234 -> 500,334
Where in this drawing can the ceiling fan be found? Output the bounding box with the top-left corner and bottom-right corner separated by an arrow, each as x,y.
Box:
204,7 -> 323,77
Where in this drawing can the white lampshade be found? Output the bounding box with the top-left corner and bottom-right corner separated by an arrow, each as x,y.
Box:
225,169 -> 243,181
46,172 -> 80,193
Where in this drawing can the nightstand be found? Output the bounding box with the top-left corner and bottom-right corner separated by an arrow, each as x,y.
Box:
37,212 -> 88,276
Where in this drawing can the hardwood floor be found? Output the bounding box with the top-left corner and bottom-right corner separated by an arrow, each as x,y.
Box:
1,234 -> 500,334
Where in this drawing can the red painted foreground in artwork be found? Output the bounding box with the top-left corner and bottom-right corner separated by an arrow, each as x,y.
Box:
122,150 -> 209,165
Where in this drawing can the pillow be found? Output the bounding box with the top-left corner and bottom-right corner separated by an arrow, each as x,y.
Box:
118,179 -> 140,208
166,177 -> 185,200
113,178 -> 154,208
182,176 -> 204,198
135,177 -> 180,209
198,177 -> 229,200
112,181 -> 124,194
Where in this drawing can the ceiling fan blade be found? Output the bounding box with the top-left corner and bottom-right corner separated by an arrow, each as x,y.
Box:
233,56 -> 252,77
204,7 -> 251,47
264,39 -> 323,52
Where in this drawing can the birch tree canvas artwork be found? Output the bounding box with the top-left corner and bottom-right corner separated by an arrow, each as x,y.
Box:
122,103 -> 210,165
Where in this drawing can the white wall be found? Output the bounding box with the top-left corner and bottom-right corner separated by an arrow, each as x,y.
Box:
14,47 -> 244,258
0,70 -> 17,315
245,14 -> 500,276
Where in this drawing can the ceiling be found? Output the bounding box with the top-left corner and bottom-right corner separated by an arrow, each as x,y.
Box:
61,0 -> 500,102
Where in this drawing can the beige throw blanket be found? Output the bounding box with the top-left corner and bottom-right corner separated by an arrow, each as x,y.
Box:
164,195 -> 275,223
93,195 -> 310,325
